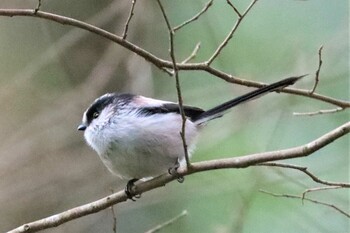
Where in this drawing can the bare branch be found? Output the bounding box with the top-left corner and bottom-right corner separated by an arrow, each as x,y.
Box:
0,9 -> 348,108
226,0 -> 242,17
145,210 -> 188,233
7,121 -> 350,233
122,0 -> 137,39
173,0 -> 214,32
310,45 -> 323,94
260,189 -> 350,218
256,162 -> 350,187
293,107 -> 345,116
157,0 -> 191,168
206,0 -> 258,65
181,42 -> 201,64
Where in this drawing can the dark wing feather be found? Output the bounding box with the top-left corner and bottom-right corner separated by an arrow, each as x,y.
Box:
138,103 -> 205,121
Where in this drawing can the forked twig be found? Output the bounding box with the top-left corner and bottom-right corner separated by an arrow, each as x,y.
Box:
206,0 -> 258,65
302,186 -> 344,203
257,162 -> 350,187
288,45 -> 343,117
226,0 -> 242,17
260,189 -> 350,218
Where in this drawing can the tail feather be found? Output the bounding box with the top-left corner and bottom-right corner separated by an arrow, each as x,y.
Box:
193,75 -> 305,124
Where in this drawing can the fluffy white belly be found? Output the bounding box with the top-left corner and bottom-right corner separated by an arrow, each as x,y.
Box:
87,113 -> 199,179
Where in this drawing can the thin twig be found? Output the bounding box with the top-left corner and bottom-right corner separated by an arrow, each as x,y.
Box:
110,206 -> 117,233
293,107 -> 344,116
34,0 -> 42,14
226,0 -> 242,17
109,189 -> 117,233
259,163 -> 350,205
181,42 -> 201,64
302,186 -> 344,203
145,210 -> 188,233
0,9 -> 349,108
257,162 -> 350,187
157,0 -> 191,168
173,0 -> 214,31
260,189 -> 350,218
310,45 -> 323,94
122,0 -> 137,39
206,0 -> 258,65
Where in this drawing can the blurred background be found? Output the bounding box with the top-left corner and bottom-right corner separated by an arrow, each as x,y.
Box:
0,0 -> 348,232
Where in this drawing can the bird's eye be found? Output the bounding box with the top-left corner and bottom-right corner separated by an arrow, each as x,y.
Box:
93,112 -> 100,119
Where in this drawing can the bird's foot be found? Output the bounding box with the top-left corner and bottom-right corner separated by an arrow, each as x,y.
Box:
125,179 -> 141,201
168,162 -> 185,183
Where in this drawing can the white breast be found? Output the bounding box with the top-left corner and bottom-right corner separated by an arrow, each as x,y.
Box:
84,110 -> 199,179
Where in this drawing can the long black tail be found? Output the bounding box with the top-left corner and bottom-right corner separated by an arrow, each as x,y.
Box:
193,75 -> 305,124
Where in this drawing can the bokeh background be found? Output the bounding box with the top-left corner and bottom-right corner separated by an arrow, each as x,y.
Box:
0,0 -> 348,232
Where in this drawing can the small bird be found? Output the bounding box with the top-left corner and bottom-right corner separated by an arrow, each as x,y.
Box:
78,76 -> 303,198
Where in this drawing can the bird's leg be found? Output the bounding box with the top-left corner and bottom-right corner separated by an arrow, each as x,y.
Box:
168,160 -> 185,183
125,178 -> 141,201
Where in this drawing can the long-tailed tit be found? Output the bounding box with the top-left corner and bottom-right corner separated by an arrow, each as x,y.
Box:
78,76 -> 303,198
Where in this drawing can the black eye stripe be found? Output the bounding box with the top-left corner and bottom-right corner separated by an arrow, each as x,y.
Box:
86,96 -> 114,124
85,93 -> 135,125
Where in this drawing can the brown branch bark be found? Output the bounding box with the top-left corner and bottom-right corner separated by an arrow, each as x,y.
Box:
7,121 -> 350,233
0,9 -> 349,108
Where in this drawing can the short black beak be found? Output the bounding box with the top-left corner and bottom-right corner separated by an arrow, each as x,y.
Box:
77,124 -> 87,131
